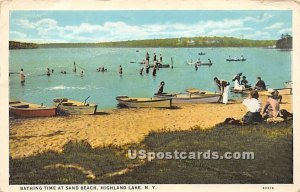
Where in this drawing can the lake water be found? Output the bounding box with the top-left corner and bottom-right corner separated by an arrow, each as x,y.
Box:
9,47 -> 292,109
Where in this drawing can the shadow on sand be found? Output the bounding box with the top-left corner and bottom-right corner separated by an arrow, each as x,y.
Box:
10,120 -> 292,184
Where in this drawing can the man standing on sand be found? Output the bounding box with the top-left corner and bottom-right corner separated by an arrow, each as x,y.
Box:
19,68 -> 25,85
214,77 -> 230,104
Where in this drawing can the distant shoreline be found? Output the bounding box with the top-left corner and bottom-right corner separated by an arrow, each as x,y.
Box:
9,36 -> 277,49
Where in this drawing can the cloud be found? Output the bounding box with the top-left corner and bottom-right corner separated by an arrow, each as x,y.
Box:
264,22 -> 284,30
278,28 -> 292,34
243,31 -> 271,39
208,27 -> 254,36
15,19 -> 36,29
11,14 -> 279,43
244,13 -> 273,23
10,31 -> 27,39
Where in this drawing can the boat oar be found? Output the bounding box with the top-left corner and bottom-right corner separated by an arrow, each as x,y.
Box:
83,96 -> 91,105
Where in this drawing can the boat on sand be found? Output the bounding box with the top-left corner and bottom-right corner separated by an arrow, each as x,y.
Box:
230,87 -> 292,95
155,88 -> 221,104
53,98 -> 97,115
116,96 -> 172,108
9,100 -> 56,117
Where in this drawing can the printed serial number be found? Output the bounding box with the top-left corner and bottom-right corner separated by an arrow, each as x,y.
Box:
262,186 -> 274,190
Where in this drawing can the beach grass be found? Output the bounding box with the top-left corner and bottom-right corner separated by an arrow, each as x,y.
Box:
10,120 -> 292,184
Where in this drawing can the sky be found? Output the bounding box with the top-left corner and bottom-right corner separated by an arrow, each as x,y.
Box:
9,10 -> 292,43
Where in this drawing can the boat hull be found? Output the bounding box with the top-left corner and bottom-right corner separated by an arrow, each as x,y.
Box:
149,64 -> 170,68
226,59 -> 246,62
53,98 -> 97,115
172,95 -> 220,104
230,87 -> 292,95
155,94 -> 221,104
116,97 -> 172,108
9,107 -> 56,117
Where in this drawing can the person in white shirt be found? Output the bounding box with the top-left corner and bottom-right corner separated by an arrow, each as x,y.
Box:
242,90 -> 263,124
19,68 -> 25,85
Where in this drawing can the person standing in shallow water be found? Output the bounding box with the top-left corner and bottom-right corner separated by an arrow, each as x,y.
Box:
47,68 -> 51,76
19,68 -> 25,85
152,65 -> 157,76
159,54 -> 163,64
119,65 -> 123,75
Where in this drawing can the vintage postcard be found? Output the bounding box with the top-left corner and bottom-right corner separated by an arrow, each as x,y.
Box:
0,0 -> 300,191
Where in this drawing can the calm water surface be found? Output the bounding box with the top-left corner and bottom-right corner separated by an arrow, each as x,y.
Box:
9,47 -> 291,109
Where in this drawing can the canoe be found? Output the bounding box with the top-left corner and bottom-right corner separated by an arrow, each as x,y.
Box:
197,62 -> 213,66
198,52 -> 205,55
9,100 -> 56,117
53,98 -> 97,115
187,61 -> 212,66
230,87 -> 252,94
116,96 -> 172,108
149,64 -> 170,68
187,61 -> 196,65
226,58 -> 246,62
155,89 -> 221,104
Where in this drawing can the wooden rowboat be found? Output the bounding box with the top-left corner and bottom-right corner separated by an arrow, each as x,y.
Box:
147,63 -> 170,68
260,88 -> 293,96
53,98 -> 97,115
155,89 -> 221,104
230,87 -> 292,95
116,96 -> 172,108
187,61 -> 213,66
226,58 -> 246,62
9,100 -> 56,117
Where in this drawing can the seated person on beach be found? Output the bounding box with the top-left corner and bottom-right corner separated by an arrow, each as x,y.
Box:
254,77 -> 266,91
273,90 -> 282,103
242,90 -> 263,124
241,76 -> 251,89
262,89 -> 282,119
234,76 -> 245,90
232,73 -> 242,82
157,81 -> 165,95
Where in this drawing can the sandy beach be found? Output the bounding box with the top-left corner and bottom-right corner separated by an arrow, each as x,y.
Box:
9,95 -> 292,159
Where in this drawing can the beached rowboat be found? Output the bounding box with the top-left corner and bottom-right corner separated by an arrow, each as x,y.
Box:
53,98 -> 97,115
155,89 -> 221,104
116,96 -> 172,108
9,100 -> 56,117
230,87 -> 292,95
260,88 -> 292,96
